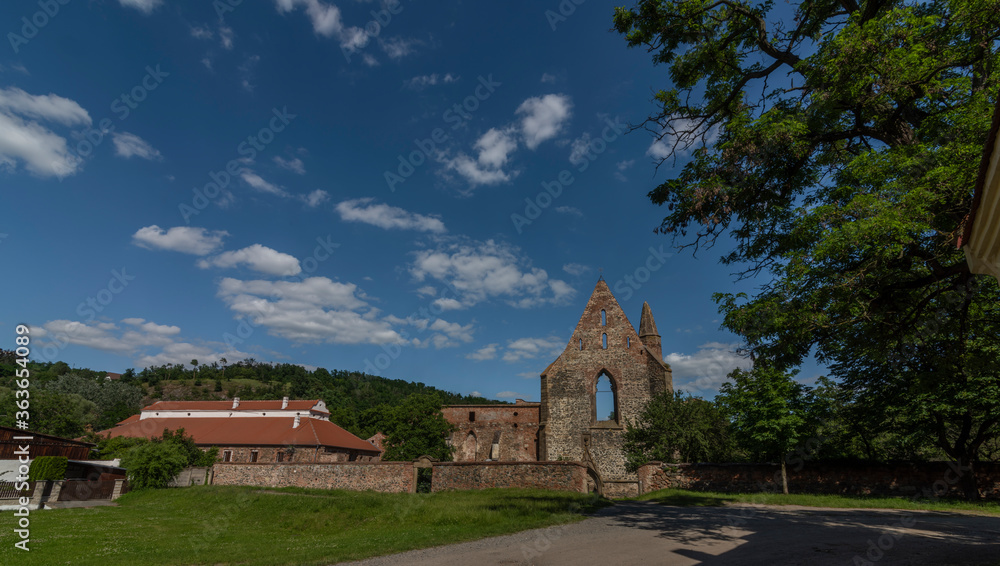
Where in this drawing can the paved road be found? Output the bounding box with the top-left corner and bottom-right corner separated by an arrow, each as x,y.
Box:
343,501 -> 1000,565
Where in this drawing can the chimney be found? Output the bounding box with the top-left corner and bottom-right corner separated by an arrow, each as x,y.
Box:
281,396 -> 289,409
638,301 -> 662,360
293,414 -> 301,428
232,397 -> 240,409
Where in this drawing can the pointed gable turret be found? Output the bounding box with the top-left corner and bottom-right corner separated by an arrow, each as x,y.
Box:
638,301 -> 662,361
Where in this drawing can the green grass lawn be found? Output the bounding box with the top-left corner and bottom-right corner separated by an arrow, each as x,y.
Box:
0,486 -> 605,566
638,488 -> 1000,516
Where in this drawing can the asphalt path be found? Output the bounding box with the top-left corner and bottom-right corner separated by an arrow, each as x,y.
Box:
342,501 -> 1000,565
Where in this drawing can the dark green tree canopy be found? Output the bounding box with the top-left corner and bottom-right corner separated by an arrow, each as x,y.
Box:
615,0 -> 1000,497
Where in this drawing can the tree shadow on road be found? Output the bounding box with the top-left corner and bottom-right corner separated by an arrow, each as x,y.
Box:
600,501 -> 1000,565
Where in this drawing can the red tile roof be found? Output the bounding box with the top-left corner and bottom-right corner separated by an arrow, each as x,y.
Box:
101,417 -> 378,453
144,399 -> 328,413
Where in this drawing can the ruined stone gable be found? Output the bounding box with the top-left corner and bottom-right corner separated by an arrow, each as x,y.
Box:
539,279 -> 672,495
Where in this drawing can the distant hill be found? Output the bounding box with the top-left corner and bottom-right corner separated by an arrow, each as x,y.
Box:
0,358 -> 504,439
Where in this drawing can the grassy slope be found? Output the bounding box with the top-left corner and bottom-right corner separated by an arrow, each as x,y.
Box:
638,489 -> 1000,516
0,486 -> 605,566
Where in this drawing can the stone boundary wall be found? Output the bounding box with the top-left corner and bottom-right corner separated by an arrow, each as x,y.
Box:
637,461 -> 1000,500
212,462 -> 414,493
431,461 -> 588,494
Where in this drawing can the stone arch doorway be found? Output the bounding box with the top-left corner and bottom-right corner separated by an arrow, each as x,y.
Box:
585,467 -> 603,495
459,430 -> 477,462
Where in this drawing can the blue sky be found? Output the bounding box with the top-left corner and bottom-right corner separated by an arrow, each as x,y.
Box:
0,0 -> 804,401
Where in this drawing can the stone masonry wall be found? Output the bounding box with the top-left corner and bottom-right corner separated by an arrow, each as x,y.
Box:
442,402 -> 540,462
431,461 -> 587,494
637,462 -> 1000,500
541,281 -> 671,486
212,462 -> 414,493
212,445 -> 379,464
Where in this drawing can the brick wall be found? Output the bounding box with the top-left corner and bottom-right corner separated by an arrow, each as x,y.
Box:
443,402 -> 540,462
213,445 -> 378,464
212,462 -> 414,493
637,461 -> 1000,500
431,461 -> 588,494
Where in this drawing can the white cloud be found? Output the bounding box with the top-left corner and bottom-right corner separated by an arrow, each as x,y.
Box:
647,117 -> 720,160
198,244 -> 302,276
274,155 -> 305,174
466,344 -> 498,361
617,159 -> 635,171
665,342 -> 752,393
336,198 -> 446,233
219,25 -> 235,49
134,342 -> 253,369
405,73 -> 458,90
0,87 -> 91,126
274,0 -> 369,52
132,225 -> 228,255
517,371 -> 539,379
432,297 -> 463,311
516,94 -> 572,149
568,132 -> 592,165
241,170 -> 290,197
540,73 -> 557,84
501,336 -> 564,362
379,37 -> 417,59
562,263 -> 589,276
217,276 -> 403,345
190,25 -> 213,39
112,132 -> 162,160
409,239 -> 574,309
415,286 -> 437,297
0,87 -> 90,178
402,317 -> 475,349
301,189 -> 329,208
441,153 -> 513,187
474,128 -> 518,169
117,0 -> 162,14
555,206 -> 583,217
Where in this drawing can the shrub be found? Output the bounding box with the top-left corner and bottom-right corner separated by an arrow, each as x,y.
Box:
120,442 -> 187,489
27,456 -> 68,481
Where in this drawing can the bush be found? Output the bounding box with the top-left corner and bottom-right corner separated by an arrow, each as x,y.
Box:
120,442 -> 187,489
28,456 -> 68,481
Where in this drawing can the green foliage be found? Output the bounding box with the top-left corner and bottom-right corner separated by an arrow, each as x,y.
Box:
622,390 -> 735,470
374,394 -> 454,461
94,436 -> 149,460
0,388 -> 97,438
717,367 -> 815,463
120,441 -> 188,489
615,0 -> 1000,497
27,456 -> 68,481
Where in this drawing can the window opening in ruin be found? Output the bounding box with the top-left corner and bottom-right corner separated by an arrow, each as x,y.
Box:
250,450 -> 258,463
627,336 -> 630,348
277,451 -> 285,462
223,450 -> 232,462
469,411 -> 476,422
579,338 -> 583,350
601,309 -> 606,325
602,333 -> 608,349
595,373 -> 616,423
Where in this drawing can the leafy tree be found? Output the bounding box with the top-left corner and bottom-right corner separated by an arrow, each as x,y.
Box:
120,442 -> 188,489
717,367 -> 814,493
0,389 -> 98,438
614,0 -> 1000,498
622,390 -> 735,470
377,394 -> 454,461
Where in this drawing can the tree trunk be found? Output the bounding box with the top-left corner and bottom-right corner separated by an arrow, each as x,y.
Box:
781,458 -> 788,494
959,458 -> 980,501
